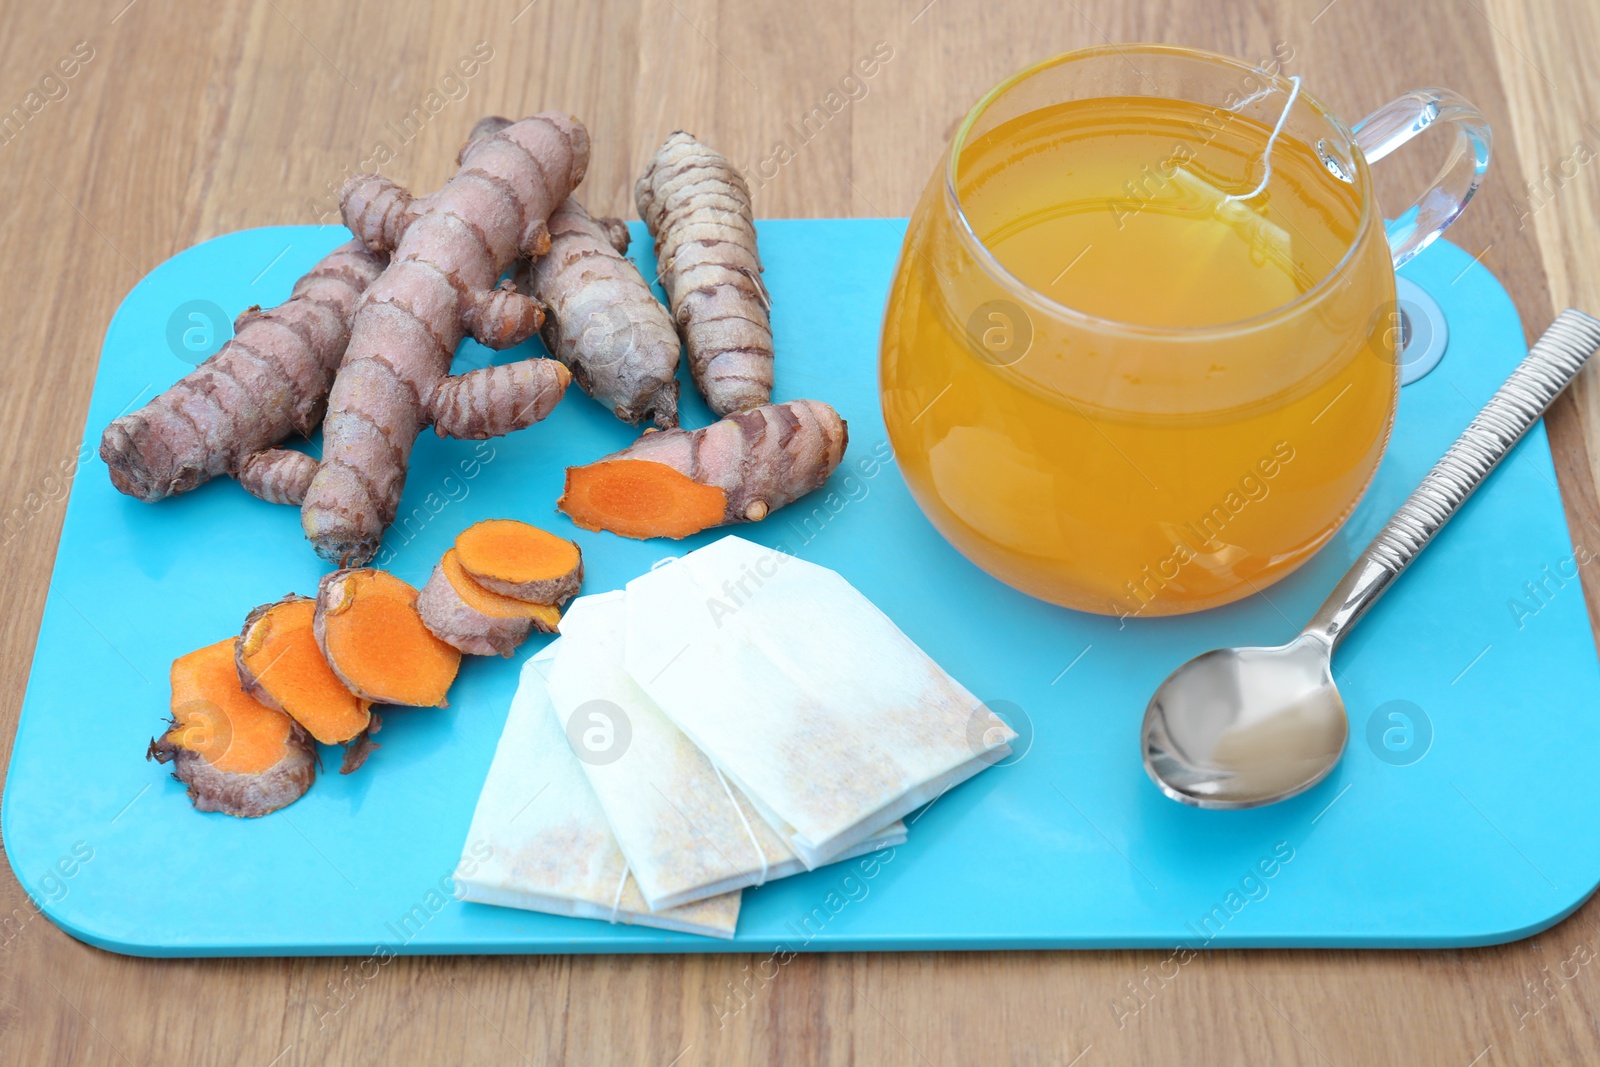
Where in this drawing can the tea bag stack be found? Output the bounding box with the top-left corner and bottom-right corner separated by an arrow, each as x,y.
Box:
458,536 -> 1014,938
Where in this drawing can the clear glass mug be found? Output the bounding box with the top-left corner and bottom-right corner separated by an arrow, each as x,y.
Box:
879,45 -> 1490,616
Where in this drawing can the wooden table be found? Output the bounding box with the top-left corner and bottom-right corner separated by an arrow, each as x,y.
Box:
4,0 -> 1599,1062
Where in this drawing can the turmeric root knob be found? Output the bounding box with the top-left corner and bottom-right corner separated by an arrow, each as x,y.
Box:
418,549 -> 562,657
454,519 -> 583,603
558,399 -> 847,540
238,450 -> 319,506
237,595 -> 372,746
428,358 -> 571,441
147,639 -> 316,818
314,569 -> 461,706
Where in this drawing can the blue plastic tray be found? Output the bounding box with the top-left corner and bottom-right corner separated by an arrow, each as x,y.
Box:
5,221 -> 1598,955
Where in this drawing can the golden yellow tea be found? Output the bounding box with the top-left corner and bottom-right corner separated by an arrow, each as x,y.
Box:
881,94 -> 1398,615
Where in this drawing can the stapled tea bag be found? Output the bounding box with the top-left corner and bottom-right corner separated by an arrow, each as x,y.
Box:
454,647 -> 740,939
625,536 -> 1014,866
547,593 -> 905,910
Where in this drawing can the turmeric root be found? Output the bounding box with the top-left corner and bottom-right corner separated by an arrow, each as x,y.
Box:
514,197 -> 680,428
635,131 -> 773,417
101,241 -> 386,503
300,113 -> 589,565
315,569 -> 461,706
558,399 -> 847,540
237,595 -> 373,751
418,549 -> 562,657
147,639 -> 316,817
454,519 -> 583,602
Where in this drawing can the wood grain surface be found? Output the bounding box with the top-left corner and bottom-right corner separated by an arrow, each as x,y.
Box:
3,0 -> 1599,1063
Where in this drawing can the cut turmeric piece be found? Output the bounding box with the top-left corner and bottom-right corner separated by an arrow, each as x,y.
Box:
454,519 -> 583,603
561,460 -> 728,540
442,548 -> 564,625
237,595 -> 373,746
418,549 -> 562,657
559,399 -> 848,540
147,639 -> 316,818
315,569 -> 461,706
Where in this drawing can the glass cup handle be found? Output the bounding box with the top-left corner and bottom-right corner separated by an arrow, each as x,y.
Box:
1352,89 -> 1492,270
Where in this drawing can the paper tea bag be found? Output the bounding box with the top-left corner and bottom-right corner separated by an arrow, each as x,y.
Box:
455,647 -> 740,939
547,593 -> 905,910
625,536 -> 1015,866
1167,167 -> 1302,299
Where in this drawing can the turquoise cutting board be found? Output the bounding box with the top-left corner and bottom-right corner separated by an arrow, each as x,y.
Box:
5,221 -> 1597,955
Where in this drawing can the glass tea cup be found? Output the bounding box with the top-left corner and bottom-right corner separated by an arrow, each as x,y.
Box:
879,44 -> 1490,616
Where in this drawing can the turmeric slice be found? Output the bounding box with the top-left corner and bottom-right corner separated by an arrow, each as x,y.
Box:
454,519 -> 583,603
315,569 -> 461,706
560,461 -> 727,540
559,399 -> 847,540
146,639 -> 316,818
237,594 -> 374,756
418,549 -> 562,657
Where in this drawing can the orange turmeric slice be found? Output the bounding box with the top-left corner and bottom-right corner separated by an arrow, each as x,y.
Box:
237,595 -> 372,746
146,638 -> 316,818
314,569 -> 461,706
560,459 -> 728,540
442,549 -> 563,625
454,519 -> 583,603
417,549 -> 561,657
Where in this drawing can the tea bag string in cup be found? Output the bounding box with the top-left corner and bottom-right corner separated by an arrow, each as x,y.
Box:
1222,74 -> 1302,203
1166,74 -> 1305,285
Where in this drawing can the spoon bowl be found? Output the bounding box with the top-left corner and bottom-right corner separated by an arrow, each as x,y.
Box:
1142,635 -> 1346,809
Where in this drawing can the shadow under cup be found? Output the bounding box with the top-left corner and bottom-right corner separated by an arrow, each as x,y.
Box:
879,45 -> 1489,617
